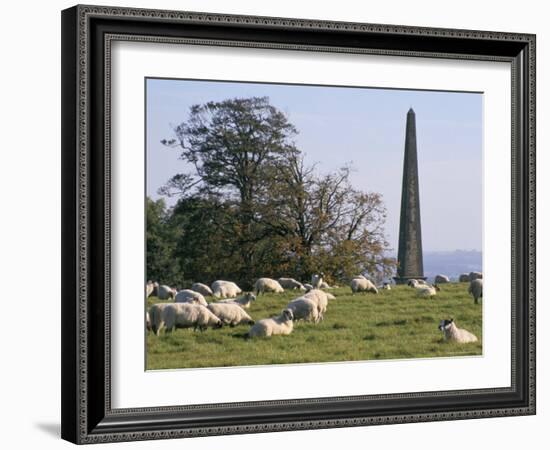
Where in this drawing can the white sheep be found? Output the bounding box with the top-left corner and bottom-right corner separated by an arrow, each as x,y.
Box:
175,289 -> 208,306
319,281 -> 330,289
416,284 -> 441,298
407,279 -> 428,288
438,319 -> 478,343
148,303 -> 223,335
156,283 -> 176,300
217,292 -> 256,309
207,303 -> 255,327
469,271 -> 483,281
278,277 -> 306,291
459,273 -> 470,283
303,288 -> 329,320
311,274 -> 324,289
191,282 -> 214,297
211,280 -> 242,298
247,309 -> 294,338
286,297 -> 320,323
146,281 -> 156,298
351,277 -> 378,294
434,274 -> 450,284
254,278 -> 284,295
468,279 -> 483,304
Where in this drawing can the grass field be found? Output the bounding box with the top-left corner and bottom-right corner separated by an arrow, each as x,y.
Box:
146,283 -> 482,370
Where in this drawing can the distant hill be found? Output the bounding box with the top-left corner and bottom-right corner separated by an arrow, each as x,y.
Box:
422,250 -> 482,281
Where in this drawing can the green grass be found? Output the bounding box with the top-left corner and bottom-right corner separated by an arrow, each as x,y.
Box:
146,283 -> 482,370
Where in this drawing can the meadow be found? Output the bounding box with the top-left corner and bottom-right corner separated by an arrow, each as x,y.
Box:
146,283 -> 482,370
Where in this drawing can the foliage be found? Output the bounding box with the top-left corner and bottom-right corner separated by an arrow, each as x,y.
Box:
149,96 -> 396,287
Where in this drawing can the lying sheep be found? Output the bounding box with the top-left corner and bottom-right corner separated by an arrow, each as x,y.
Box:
286,297 -> 320,323
438,319 -> 478,343
149,303 -> 223,335
247,309 -> 294,338
303,289 -> 329,320
254,278 -> 284,295
351,277 -> 378,294
211,280 -> 242,298
311,274 -> 324,289
155,283 -> 176,300
217,292 -> 256,309
319,281 -> 330,289
468,279 -> 483,304
434,274 -> 450,284
416,284 -> 441,298
407,279 -> 428,288
175,289 -> 208,306
278,277 -> 306,291
469,271 -> 483,281
207,303 -> 254,327
191,282 -> 213,297
458,273 -> 470,283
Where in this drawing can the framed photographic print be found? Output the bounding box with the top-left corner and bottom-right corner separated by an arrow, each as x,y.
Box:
61,4 -> 536,444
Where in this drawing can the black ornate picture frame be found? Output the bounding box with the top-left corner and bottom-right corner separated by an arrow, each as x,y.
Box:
61,4 -> 536,444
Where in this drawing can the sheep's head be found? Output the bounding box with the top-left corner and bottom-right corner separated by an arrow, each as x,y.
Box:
438,318 -> 454,331
282,309 -> 294,322
214,320 -> 223,329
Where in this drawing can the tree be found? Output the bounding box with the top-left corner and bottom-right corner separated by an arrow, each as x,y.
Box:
162,97 -> 299,282
146,197 -> 179,286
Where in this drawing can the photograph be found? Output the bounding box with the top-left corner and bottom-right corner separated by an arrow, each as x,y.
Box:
144,78 -> 484,370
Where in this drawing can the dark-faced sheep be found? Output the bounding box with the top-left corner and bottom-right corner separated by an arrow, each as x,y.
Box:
438,319 -> 478,343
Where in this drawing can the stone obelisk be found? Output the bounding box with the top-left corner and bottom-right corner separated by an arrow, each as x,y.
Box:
394,108 -> 426,284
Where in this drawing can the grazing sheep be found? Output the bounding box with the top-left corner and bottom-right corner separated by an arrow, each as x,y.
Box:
311,274 -> 324,289
351,277 -> 378,294
303,283 -> 314,290
469,271 -> 483,281
146,281 -> 156,298
438,319 -> 478,343
434,274 -> 450,284
175,289 -> 208,306
468,279 -> 483,304
156,283 -> 176,300
211,280 -> 242,298
207,303 -> 254,327
303,289 -> 330,320
247,309 -> 294,338
148,303 -> 223,335
278,277 -> 306,291
459,273 -> 470,283
416,284 -> 441,298
286,297 -> 320,323
191,282 -> 213,297
254,278 -> 284,295
217,292 -> 257,309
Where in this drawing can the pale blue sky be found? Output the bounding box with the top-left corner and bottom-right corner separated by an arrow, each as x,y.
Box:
146,78 -> 482,253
